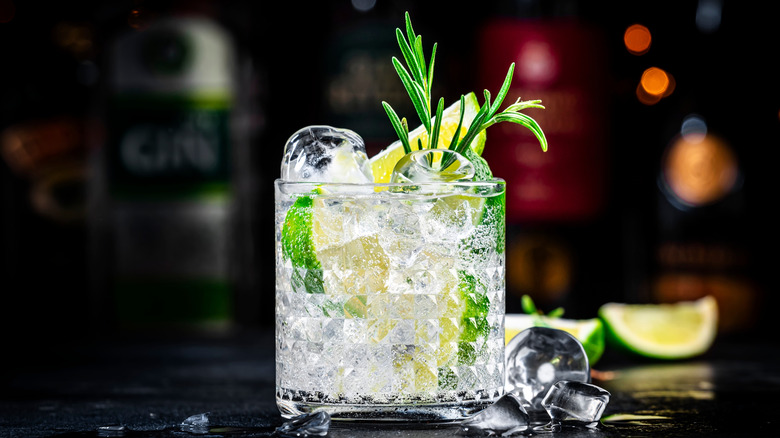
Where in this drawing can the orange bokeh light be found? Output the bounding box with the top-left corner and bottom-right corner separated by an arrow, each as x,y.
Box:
641,67 -> 670,96
636,67 -> 675,105
662,133 -> 739,207
624,24 -> 652,55
636,83 -> 662,105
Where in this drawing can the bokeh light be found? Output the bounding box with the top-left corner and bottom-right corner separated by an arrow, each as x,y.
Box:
624,24 -> 652,55
661,117 -> 739,208
641,67 -> 670,95
696,0 -> 723,33
128,8 -> 152,30
351,0 -> 376,12
52,22 -> 94,58
637,67 -> 675,105
681,114 -> 708,141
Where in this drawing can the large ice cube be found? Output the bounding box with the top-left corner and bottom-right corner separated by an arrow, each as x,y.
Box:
505,327 -> 590,413
460,393 -> 530,436
541,380 -> 610,428
391,149 -> 475,183
281,125 -> 373,183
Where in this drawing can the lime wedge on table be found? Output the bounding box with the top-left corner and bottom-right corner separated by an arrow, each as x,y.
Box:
369,92 -> 486,183
598,296 -> 718,360
505,314 -> 605,365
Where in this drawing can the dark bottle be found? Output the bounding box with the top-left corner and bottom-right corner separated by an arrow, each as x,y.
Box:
475,1 -> 614,317
317,2 -> 469,157
649,112 -> 763,335
319,2 -> 415,157
618,0 -> 772,337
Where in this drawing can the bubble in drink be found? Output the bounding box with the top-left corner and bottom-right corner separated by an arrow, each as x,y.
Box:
276,411 -> 331,437
541,380 -> 610,428
505,327 -> 590,412
391,149 -> 475,183
460,393 -> 530,436
281,125 -> 373,183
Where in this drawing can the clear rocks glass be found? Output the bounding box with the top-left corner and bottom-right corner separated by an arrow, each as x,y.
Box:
274,179 -> 506,421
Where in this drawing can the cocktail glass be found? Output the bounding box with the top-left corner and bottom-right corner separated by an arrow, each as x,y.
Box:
275,179 -> 506,421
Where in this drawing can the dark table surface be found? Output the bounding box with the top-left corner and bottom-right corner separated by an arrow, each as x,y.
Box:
2,327 -> 779,438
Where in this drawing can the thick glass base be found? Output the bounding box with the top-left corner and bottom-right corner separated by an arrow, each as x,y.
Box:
277,396 -> 496,422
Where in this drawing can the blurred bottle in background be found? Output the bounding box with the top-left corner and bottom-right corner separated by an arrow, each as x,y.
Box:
319,1 -> 442,157
610,0 -> 771,336
89,1 -> 257,334
649,111 -> 762,334
477,0 -> 614,317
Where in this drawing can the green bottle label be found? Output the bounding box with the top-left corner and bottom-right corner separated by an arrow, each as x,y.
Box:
107,94 -> 232,200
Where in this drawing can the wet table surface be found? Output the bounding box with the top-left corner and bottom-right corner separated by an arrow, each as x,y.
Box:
2,327 -> 779,438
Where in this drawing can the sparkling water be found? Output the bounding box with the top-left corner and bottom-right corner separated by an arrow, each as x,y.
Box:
275,180 -> 506,420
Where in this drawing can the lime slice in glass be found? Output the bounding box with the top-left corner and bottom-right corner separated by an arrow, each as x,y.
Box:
369,92 -> 486,183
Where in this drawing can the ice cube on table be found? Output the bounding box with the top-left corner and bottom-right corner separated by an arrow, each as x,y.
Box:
276,411 -> 330,437
541,380 -> 611,428
391,149 -> 475,183
180,412 -> 209,434
96,425 -> 125,437
281,125 -> 373,183
505,327 -> 590,413
460,393 -> 530,436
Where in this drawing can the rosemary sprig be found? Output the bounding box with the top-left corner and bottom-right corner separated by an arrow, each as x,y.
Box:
382,12 -> 548,173
382,11 -> 437,155
447,63 -> 547,166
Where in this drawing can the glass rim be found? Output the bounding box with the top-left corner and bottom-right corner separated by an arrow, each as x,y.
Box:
274,177 -> 505,189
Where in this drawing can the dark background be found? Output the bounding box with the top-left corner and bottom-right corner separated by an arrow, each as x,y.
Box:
1,0 -> 778,354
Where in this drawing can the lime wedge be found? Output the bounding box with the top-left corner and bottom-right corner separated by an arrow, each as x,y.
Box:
505,314 -> 606,365
598,296 -> 718,360
280,191 -> 388,311
369,92 -> 486,183
281,194 -> 324,295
